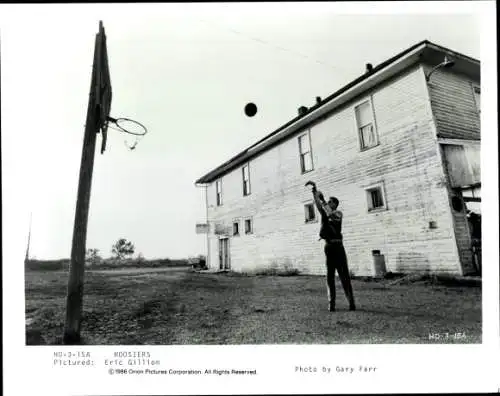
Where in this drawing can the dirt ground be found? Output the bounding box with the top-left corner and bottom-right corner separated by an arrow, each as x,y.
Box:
25,267 -> 481,345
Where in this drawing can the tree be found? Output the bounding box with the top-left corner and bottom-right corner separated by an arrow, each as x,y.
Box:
136,252 -> 146,264
85,248 -> 102,265
111,238 -> 135,260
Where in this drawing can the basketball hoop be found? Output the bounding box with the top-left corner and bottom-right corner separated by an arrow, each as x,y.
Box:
106,116 -> 148,151
106,116 -> 147,136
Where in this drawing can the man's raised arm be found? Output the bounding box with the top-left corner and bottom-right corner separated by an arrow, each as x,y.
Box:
306,181 -> 327,217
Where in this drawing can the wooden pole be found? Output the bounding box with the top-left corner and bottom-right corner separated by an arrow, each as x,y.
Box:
63,29 -> 101,345
205,185 -> 211,269
25,212 -> 32,263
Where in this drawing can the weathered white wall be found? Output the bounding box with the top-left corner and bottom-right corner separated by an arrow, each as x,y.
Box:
205,64 -> 463,275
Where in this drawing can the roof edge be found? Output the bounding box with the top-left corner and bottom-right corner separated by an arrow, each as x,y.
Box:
195,40 -> 479,184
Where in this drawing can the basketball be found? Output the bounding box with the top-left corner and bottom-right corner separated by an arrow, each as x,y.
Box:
244,102 -> 258,117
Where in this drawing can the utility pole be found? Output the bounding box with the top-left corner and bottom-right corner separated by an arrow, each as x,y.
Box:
63,22 -> 110,344
25,212 -> 32,264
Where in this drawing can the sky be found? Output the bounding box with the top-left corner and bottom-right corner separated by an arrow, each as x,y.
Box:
1,3 -> 483,260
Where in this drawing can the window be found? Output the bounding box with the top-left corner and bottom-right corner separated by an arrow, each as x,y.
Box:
232,221 -> 240,236
242,164 -> 251,196
216,180 -> 222,206
298,132 -> 314,173
244,218 -> 253,234
366,183 -> 387,212
304,203 -> 316,223
462,185 -> 481,200
472,85 -> 480,112
462,185 -> 481,214
355,99 -> 378,150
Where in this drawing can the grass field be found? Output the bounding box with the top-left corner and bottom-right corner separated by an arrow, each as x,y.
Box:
25,267 -> 481,345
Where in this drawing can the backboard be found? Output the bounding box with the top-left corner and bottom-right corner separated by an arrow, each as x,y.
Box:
93,21 -> 112,154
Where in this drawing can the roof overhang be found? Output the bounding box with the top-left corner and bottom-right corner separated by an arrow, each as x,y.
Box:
195,41 -> 480,184
423,42 -> 480,81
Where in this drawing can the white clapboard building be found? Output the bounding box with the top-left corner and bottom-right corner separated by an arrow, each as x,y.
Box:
195,40 -> 481,276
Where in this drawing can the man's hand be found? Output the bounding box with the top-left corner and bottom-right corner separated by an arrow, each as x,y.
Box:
305,181 -> 317,191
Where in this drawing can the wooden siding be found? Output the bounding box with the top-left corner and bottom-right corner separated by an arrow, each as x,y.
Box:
425,65 -> 480,141
204,65 -> 462,275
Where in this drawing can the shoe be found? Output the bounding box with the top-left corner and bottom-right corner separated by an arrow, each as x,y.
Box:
349,304 -> 356,311
329,302 -> 336,312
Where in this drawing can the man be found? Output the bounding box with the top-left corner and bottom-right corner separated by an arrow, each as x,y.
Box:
466,209 -> 482,275
306,181 -> 356,312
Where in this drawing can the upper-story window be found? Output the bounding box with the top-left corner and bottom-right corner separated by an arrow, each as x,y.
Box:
472,85 -> 480,113
298,132 -> 314,173
242,164 -> 251,196
216,179 -> 222,206
355,98 -> 378,150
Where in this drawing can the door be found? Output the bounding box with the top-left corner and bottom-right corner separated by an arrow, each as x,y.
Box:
463,186 -> 481,275
218,238 -> 230,270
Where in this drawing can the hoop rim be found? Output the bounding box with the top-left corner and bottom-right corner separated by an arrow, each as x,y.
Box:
107,116 -> 147,136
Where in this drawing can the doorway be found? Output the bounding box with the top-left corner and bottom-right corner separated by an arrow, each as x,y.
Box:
462,185 -> 481,275
218,238 -> 230,271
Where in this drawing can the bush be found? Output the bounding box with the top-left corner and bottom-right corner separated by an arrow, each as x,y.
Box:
25,256 -> 194,272
383,271 -> 405,280
86,248 -> 102,267
91,257 -> 191,270
136,253 -> 146,265
251,262 -> 301,277
423,273 -> 481,287
190,255 -> 208,270
25,259 -> 70,271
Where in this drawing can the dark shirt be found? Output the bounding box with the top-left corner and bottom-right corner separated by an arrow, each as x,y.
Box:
312,189 -> 343,241
319,208 -> 343,241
